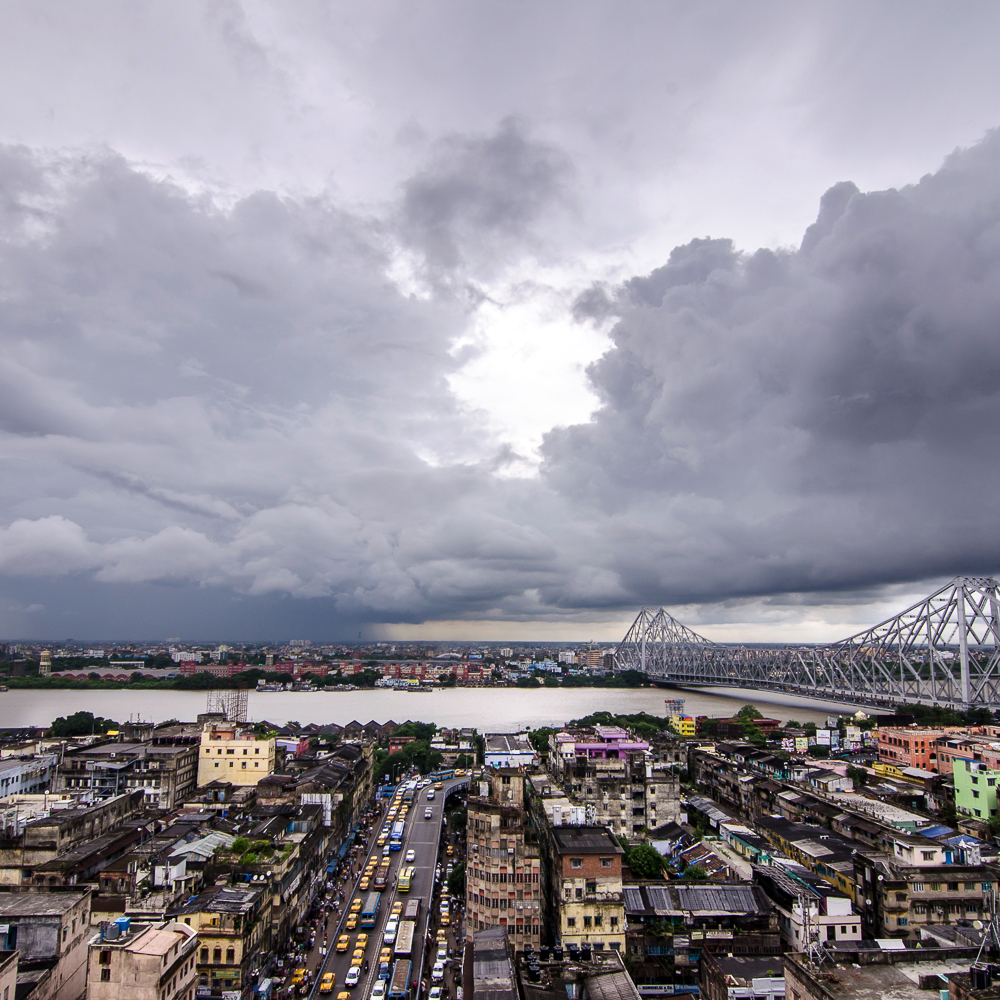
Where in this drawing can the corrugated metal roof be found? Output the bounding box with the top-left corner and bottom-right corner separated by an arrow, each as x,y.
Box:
676,884 -> 762,913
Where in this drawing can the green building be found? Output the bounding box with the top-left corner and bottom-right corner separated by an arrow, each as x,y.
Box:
954,760 -> 1000,821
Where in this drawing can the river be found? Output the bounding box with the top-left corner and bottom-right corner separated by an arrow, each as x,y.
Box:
0,685 -> 862,731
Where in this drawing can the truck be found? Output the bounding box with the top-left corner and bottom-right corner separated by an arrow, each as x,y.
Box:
403,898 -> 421,921
402,781 -> 417,803
360,891 -> 381,928
374,861 -> 391,890
388,960 -> 411,1000
394,920 -> 415,959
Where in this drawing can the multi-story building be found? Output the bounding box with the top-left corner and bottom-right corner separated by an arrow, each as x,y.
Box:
55,743 -> 198,809
752,865 -> 860,951
547,826 -> 626,953
466,768 -> 543,949
854,838 -> 1000,940
876,727 -> 948,770
549,727 -> 681,838
954,760 -> 1000,821
87,920 -> 198,1000
197,722 -> 275,787
0,889 -> 92,1000
172,886 -> 268,998
0,754 -> 56,797
624,882 -> 778,993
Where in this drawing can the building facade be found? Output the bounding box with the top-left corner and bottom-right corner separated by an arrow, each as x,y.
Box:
466,768 -> 542,949
87,921 -> 198,1000
197,723 -> 275,787
954,760 -> 1000,821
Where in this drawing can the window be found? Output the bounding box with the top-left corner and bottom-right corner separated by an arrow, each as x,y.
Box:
912,882 -> 925,892
610,916 -> 618,927
226,949 -> 234,964
100,951 -> 112,965
973,790 -> 980,798
921,851 -> 935,860
213,949 -> 222,963
201,950 -> 208,963
601,857 -> 612,868
566,918 -> 576,928
584,916 -> 592,928
949,883 -> 959,892
571,858 -> 583,869
101,970 -> 111,982
898,917 -> 908,926
896,892 -> 907,902
594,915 -> 603,926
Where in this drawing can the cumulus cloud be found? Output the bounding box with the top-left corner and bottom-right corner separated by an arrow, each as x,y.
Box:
544,129 -> 1000,605
5,122 -> 1000,637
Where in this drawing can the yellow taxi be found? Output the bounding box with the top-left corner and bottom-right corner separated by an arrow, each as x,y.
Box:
377,836 -> 387,848
355,933 -> 369,950
379,947 -> 392,964
352,949 -> 364,965
350,897 -> 363,912
391,901 -> 403,917
436,930 -> 447,944
446,845 -> 454,856
359,877 -> 371,891
320,973 -> 336,994
345,913 -> 358,930
336,935 -> 351,952
290,969 -> 308,986
433,782 -> 444,790
338,993 -> 351,1000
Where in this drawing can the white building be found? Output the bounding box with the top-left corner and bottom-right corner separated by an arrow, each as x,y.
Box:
484,734 -> 537,769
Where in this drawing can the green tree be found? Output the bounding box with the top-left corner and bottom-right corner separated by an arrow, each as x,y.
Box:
527,727 -> 555,755
392,721 -> 437,743
736,704 -> 763,721
806,744 -> 830,758
447,861 -> 466,897
684,864 -> 709,880
50,711 -> 118,737
846,765 -> 868,789
624,843 -> 668,879
742,723 -> 767,747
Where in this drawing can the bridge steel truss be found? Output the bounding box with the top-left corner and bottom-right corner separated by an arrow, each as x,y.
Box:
614,576 -> 1000,710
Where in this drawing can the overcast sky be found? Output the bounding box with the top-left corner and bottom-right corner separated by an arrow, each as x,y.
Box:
2,2 -> 1000,642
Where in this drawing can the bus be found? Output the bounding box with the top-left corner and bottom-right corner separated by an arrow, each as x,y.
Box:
428,769 -> 455,781
403,898 -> 421,921
389,820 -> 405,851
402,781 -> 417,803
394,920 -> 415,959
397,866 -> 414,892
374,861 -> 391,891
360,892 -> 381,928
388,960 -> 411,1000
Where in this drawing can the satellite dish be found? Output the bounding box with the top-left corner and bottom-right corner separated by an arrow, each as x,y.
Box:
877,875 -> 884,881
975,920 -> 984,929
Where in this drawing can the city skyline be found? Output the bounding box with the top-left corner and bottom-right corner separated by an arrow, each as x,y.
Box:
2,5 -> 1000,641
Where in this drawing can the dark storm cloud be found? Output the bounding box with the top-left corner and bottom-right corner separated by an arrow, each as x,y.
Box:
543,130 -> 1000,605
6,124 -> 1000,637
399,117 -> 572,278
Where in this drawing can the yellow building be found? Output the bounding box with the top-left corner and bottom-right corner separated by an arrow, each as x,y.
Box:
668,716 -> 696,737
197,722 -> 275,787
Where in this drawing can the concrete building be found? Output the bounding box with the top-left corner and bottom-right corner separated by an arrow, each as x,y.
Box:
55,744 -> 198,810
87,921 -> 198,1000
0,755 -> 56,798
0,889 -> 91,1000
197,723 -> 275,787
752,865 -> 860,951
0,951 -> 17,1000
484,735 -> 537,769
954,760 -> 1000,821
701,953 -> 783,1000
172,885 -> 268,996
548,826 -> 625,953
854,839 -> 1000,940
466,768 -> 542,948
877,727 -> 948,771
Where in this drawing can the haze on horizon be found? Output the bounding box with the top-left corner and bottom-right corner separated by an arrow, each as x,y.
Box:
1,2 -> 1000,644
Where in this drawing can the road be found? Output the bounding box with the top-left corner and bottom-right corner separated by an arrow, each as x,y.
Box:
308,775 -> 468,1000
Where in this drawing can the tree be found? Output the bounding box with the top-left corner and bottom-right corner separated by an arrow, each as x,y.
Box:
742,723 -> 767,747
684,864 -> 709,880
806,744 -> 830,758
624,843 -> 668,879
51,711 -> 117,737
785,720 -> 801,729
455,753 -> 473,768
447,861 -> 466,897
736,705 -> 763,721
527,727 -> 555,755
392,721 -> 437,743
846,765 -> 868,789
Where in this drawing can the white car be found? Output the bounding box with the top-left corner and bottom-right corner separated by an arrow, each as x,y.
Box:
431,963 -> 445,983
383,920 -> 398,945
345,967 -> 361,988
426,790 -> 435,800
371,984 -> 387,1000
429,989 -> 442,1000
405,849 -> 416,862
436,948 -> 448,965
425,808 -> 433,820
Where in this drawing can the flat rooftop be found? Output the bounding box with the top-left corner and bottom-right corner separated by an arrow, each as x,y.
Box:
0,891 -> 88,917
552,826 -> 623,855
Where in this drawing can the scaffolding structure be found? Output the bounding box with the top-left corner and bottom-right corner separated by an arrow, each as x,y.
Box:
205,687 -> 249,723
